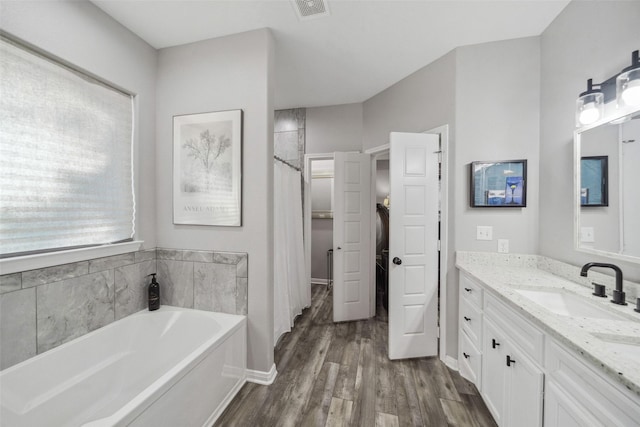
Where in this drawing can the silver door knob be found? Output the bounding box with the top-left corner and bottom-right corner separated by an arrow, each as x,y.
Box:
393,257 -> 402,265
336,247 -> 342,250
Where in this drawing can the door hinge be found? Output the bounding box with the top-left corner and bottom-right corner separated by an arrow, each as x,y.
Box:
437,327 -> 440,338
437,240 -> 441,251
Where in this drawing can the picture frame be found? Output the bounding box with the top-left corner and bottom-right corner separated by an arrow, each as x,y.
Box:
470,159 -> 527,208
580,155 -> 608,207
173,109 -> 243,226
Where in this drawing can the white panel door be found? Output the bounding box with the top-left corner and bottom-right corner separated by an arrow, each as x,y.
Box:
388,132 -> 439,359
333,152 -> 371,322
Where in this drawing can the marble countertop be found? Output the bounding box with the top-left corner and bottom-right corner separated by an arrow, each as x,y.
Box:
456,256 -> 640,398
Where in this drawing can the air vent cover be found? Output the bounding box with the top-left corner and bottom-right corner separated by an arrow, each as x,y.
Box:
292,0 -> 330,20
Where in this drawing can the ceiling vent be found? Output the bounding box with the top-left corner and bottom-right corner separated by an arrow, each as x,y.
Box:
292,0 -> 330,21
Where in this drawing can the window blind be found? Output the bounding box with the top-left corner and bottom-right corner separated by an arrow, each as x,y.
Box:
0,37 -> 135,257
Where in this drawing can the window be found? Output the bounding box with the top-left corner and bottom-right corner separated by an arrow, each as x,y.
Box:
0,36 -> 135,257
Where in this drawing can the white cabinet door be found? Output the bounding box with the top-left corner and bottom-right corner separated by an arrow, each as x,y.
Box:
333,152 -> 371,322
388,132 -> 440,360
482,317 -> 507,425
504,346 -> 544,427
544,380 -> 603,427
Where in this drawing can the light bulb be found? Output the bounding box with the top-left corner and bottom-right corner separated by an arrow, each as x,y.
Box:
621,78 -> 640,106
579,102 -> 601,125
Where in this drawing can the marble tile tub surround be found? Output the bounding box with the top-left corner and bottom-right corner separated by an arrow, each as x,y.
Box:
156,248 -> 248,316
456,251 -> 640,397
0,249 -> 157,370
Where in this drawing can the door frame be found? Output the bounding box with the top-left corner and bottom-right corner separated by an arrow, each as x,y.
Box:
303,153 -> 335,293
365,124 -> 450,364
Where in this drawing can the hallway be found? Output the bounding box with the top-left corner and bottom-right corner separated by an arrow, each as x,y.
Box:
216,285 -> 497,426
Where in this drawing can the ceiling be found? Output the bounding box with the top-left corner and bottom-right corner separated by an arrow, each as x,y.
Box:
91,0 -> 570,109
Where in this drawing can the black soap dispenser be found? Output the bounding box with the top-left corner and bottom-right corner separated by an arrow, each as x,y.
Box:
147,273 -> 160,311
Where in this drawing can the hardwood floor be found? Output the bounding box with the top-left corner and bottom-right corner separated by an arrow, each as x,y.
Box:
215,285 -> 497,427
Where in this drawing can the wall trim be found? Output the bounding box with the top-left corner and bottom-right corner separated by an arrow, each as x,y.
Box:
444,355 -> 459,371
246,363 -> 278,385
311,277 -> 329,285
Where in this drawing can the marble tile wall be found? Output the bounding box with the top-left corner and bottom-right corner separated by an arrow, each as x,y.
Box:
274,108 -> 306,170
0,249 -> 157,369
156,248 -> 248,316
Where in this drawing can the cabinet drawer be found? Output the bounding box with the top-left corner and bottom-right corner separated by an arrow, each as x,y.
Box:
484,293 -> 544,365
545,339 -> 640,426
460,273 -> 483,308
459,329 -> 481,388
460,296 -> 482,347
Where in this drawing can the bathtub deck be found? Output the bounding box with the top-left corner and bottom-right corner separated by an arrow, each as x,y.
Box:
216,284 -> 496,427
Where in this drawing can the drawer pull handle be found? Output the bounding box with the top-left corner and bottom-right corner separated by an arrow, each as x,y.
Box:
463,352 -> 470,359
463,316 -> 471,322
506,355 -> 516,367
492,339 -> 500,349
464,287 -> 472,292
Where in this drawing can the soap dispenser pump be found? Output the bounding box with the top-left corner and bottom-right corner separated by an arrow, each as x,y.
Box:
147,273 -> 160,311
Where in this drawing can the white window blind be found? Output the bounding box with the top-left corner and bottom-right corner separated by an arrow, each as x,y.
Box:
0,37 -> 135,257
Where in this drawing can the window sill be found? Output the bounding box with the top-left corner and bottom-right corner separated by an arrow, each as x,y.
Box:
0,241 -> 144,275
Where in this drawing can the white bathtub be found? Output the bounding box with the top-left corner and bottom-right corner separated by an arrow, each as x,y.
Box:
0,306 -> 246,427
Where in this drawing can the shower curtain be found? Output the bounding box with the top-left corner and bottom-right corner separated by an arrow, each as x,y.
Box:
273,161 -> 310,344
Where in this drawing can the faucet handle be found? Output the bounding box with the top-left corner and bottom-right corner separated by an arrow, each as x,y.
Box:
611,289 -> 627,306
592,282 -> 607,298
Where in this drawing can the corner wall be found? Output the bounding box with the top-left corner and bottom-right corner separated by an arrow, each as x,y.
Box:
539,0 -> 640,282
155,29 -> 275,372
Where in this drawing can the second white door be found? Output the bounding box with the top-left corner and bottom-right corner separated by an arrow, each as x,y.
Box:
388,132 -> 440,360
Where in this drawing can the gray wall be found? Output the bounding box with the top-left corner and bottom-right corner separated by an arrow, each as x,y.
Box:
455,37 -> 540,256
306,103 -> 363,153
155,29 -> 275,372
539,0 -> 640,282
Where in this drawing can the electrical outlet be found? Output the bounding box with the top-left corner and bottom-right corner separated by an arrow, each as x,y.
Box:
498,239 -> 509,253
581,227 -> 595,243
476,226 -> 493,241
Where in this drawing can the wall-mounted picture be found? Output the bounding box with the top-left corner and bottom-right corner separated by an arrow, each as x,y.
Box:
173,109 -> 243,226
580,155 -> 608,207
470,159 -> 527,208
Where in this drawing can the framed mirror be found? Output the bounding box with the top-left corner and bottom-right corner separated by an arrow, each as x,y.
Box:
575,108 -> 640,263
470,159 -> 527,207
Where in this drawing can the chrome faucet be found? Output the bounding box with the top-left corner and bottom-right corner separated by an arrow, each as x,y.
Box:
580,262 -> 626,306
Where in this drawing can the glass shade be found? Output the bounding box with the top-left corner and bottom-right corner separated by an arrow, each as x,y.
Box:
576,91 -> 604,127
617,68 -> 640,107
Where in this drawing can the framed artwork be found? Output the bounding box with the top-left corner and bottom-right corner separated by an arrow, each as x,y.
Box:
173,110 -> 242,226
580,155 -> 608,207
470,159 -> 527,208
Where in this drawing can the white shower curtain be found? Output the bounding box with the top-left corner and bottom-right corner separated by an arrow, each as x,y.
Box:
273,161 -> 310,344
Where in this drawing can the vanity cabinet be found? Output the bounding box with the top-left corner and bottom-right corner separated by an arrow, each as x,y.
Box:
458,273 -> 483,387
482,297 -> 544,427
458,269 -> 640,427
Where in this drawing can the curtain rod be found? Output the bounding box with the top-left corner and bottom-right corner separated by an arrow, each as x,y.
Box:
274,155 -> 301,172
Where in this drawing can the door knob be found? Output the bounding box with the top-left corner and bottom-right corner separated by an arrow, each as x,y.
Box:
336,247 -> 342,250
393,257 -> 402,265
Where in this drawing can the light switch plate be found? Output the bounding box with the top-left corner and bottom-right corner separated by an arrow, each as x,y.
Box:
497,239 -> 509,253
477,226 -> 493,241
581,227 -> 595,243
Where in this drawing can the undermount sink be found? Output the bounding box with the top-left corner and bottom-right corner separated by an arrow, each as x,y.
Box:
514,289 -> 628,321
591,333 -> 640,360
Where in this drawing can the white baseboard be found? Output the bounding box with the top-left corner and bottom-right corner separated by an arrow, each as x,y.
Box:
246,363 -> 278,385
311,278 -> 329,285
444,355 -> 459,371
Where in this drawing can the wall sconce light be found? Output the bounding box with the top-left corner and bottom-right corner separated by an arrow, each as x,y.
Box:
576,50 -> 640,127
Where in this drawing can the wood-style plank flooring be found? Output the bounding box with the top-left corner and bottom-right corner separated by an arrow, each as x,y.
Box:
215,285 -> 497,427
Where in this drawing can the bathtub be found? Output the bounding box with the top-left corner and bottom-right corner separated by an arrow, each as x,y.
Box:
0,306 -> 246,426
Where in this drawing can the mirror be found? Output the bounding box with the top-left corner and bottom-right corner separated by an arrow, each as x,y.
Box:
575,109 -> 640,262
